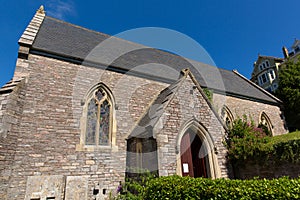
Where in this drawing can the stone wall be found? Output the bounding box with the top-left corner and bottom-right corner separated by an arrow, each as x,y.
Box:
213,93 -> 288,136
155,74 -> 229,178
0,52 -> 289,199
234,159 -> 300,179
0,80 -> 26,200
1,54 -> 167,199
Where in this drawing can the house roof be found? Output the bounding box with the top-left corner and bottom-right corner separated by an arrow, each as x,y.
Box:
28,16 -> 281,105
255,55 -> 284,63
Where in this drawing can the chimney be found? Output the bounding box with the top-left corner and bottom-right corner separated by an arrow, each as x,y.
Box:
282,46 -> 289,59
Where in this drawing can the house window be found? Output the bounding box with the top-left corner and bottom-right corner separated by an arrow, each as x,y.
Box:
266,60 -> 270,67
261,73 -> 268,83
258,76 -> 263,85
85,87 -> 112,146
268,69 -> 275,80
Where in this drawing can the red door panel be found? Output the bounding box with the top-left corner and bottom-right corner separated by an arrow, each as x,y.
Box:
180,132 -> 194,177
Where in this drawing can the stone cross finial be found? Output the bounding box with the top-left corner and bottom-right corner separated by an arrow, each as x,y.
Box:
37,5 -> 45,14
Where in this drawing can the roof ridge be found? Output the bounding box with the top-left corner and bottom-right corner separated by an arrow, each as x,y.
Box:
257,55 -> 284,60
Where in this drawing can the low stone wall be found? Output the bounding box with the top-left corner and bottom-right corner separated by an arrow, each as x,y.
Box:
234,159 -> 300,179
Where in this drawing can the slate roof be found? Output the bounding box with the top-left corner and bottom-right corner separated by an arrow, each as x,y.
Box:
255,55 -> 284,63
29,16 -> 281,105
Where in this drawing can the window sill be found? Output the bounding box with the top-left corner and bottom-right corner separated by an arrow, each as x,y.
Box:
75,143 -> 118,152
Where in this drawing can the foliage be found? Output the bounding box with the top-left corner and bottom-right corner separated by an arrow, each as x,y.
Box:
225,113 -> 300,164
115,175 -> 300,199
203,88 -> 213,102
114,131 -> 300,199
224,115 -> 269,162
275,60 -> 300,131
267,131 -> 300,145
258,123 -> 271,136
272,139 -> 300,163
259,131 -> 300,163
115,171 -> 157,200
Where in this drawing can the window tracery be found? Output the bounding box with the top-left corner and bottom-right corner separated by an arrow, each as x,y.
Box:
85,87 -> 112,146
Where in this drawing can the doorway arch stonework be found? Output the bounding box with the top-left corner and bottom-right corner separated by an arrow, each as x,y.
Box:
176,120 -> 221,178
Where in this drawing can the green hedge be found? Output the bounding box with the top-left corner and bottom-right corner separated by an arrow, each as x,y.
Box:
118,175 -> 300,199
253,131 -> 300,164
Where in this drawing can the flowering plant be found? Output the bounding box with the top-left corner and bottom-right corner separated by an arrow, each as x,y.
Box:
224,115 -> 270,162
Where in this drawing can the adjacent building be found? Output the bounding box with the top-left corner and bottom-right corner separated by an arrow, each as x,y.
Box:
251,39 -> 300,93
251,56 -> 283,93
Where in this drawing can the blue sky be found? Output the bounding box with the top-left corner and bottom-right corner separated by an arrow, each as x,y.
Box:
1,0 -> 299,87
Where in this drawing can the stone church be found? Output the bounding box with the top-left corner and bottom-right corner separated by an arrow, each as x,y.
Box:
0,6 -> 287,200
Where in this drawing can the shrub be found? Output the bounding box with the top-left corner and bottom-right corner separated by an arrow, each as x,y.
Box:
115,171 -> 156,200
225,115 -> 300,165
224,115 -> 269,162
116,175 -> 300,199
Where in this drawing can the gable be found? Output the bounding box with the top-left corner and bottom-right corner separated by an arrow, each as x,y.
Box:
128,69 -> 226,139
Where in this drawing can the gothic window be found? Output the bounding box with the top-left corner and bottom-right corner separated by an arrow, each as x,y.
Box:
221,106 -> 234,129
259,112 -> 273,136
85,87 -> 112,146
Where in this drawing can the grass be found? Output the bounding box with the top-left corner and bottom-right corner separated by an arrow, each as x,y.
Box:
259,131 -> 300,159
264,131 -> 300,148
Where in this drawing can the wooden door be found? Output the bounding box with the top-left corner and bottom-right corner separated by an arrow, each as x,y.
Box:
180,131 -> 208,178
180,132 -> 194,177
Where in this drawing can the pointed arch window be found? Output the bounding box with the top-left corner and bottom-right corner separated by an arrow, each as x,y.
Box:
221,106 -> 234,129
85,87 -> 112,146
259,112 -> 273,136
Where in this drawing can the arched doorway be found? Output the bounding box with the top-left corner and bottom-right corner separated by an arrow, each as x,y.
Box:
180,128 -> 210,178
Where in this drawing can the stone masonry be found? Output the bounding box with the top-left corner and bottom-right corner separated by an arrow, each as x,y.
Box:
0,6 -> 289,200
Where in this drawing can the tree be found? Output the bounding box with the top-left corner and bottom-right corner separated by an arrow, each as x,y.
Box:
275,60 -> 300,131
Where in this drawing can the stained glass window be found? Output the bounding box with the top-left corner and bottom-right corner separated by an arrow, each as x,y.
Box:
99,100 -> 110,145
85,87 -> 111,146
86,99 -> 97,145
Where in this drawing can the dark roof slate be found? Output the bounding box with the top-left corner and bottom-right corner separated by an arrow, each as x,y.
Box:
31,16 -> 280,104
